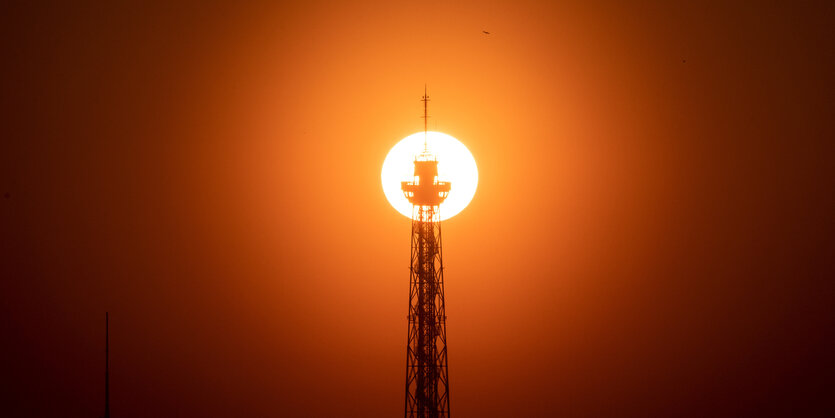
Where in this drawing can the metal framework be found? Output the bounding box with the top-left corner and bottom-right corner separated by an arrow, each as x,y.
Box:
402,88 -> 451,417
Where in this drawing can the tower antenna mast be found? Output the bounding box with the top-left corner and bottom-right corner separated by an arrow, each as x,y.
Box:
421,85 -> 430,153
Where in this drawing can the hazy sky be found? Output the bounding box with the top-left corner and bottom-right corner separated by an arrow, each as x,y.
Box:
1,1 -> 833,417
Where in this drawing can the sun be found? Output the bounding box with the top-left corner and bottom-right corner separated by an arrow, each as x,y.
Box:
382,131 -> 478,221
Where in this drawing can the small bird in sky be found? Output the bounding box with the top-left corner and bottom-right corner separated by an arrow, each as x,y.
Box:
482,30 -> 490,35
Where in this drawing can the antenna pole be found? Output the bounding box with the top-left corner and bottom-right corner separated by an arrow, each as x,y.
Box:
422,85 -> 429,152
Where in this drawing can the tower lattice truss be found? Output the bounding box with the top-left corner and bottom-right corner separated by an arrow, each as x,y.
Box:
405,205 -> 450,417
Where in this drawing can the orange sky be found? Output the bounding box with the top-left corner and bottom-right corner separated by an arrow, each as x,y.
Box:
1,1 -> 833,417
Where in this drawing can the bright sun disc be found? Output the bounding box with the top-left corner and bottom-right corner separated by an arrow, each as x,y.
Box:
382,131 -> 478,221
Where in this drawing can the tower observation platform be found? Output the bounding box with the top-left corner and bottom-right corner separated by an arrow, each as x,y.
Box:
402,88 -> 451,418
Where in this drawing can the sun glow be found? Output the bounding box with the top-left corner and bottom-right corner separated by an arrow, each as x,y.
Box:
381,131 -> 478,221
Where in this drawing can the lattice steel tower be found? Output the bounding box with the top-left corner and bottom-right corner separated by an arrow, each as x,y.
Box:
402,87 -> 451,417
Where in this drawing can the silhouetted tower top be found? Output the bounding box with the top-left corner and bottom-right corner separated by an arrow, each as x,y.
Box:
401,87 -> 451,207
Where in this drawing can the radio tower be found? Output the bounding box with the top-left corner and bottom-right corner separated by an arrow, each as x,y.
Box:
402,86 -> 451,417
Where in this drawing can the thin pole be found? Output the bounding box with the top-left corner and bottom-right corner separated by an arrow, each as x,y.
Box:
422,85 -> 429,153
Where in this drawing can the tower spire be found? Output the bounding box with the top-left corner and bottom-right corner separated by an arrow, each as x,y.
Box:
421,85 -> 430,153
